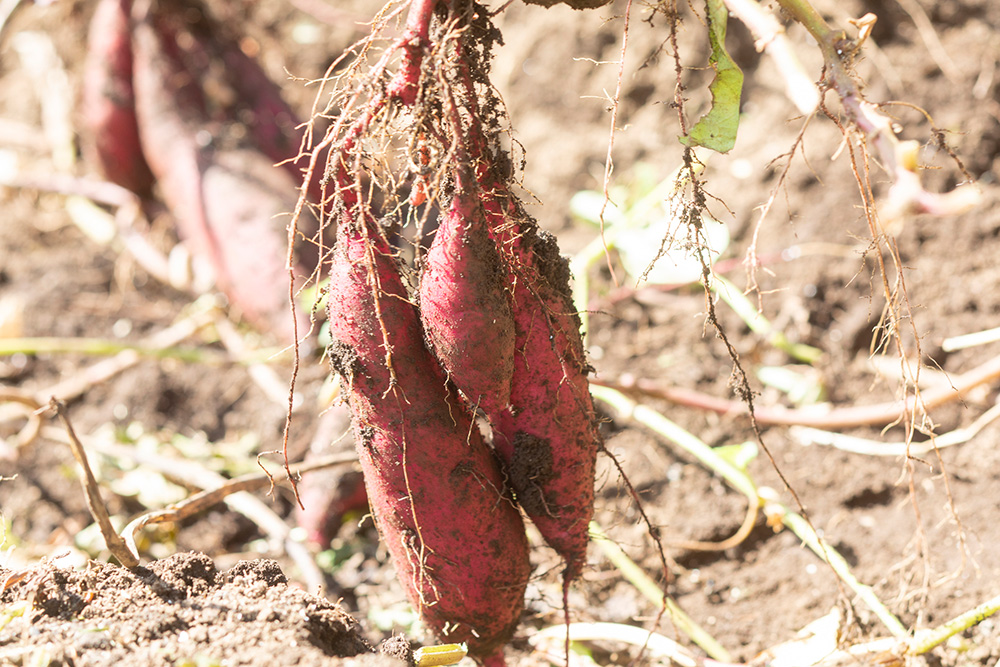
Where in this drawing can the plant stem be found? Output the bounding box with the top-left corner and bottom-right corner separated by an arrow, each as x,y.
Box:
412,641 -> 469,667
773,0 -> 979,221
597,351 -> 1000,429
532,622 -> 745,667
590,522 -> 733,662
762,494 -> 908,637
0,337 -> 206,361
908,593 -> 1000,655
722,0 -> 819,113
571,231 -> 620,341
773,0 -> 838,50
590,384 -> 908,638
711,274 -> 823,364
792,400 -> 1000,456
0,337 -> 280,365
591,384 -> 756,498
942,325 -> 1000,352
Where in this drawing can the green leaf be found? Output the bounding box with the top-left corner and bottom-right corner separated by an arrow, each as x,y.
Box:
680,0 -> 744,153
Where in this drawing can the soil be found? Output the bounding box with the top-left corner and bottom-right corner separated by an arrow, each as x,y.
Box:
2,0 -> 999,666
1,552 -> 409,665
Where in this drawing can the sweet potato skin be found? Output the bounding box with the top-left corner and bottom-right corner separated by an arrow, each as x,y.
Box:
130,1 -> 306,343
483,184 -> 600,583
327,206 -> 530,662
419,175 -> 515,424
130,3 -> 218,268
443,64 -> 598,576
82,0 -> 154,195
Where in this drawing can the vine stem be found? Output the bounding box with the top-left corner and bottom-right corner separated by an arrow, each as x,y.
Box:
595,352 -> 1000,429
589,522 -> 733,663
908,592 -> 1000,654
771,0 -> 980,222
773,0 -> 838,48
721,0 -> 819,114
589,384 -> 908,638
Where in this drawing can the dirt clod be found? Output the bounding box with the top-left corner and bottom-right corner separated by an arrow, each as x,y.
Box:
378,634 -> 416,666
0,554 -> 386,666
521,0 -> 612,10
508,431 -> 556,516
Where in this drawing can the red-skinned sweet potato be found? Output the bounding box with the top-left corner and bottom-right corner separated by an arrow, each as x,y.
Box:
81,0 -> 154,196
294,404 -> 367,546
131,0 -> 306,344
196,16 -> 322,209
444,52 -> 598,579
418,165 -> 515,425
327,173 -> 530,665
441,57 -> 598,586
481,177 -> 599,585
167,0 -> 328,281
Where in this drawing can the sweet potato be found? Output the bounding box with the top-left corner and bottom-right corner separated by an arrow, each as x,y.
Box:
437,57 -> 598,584
179,0 -> 327,273
294,404 -> 367,546
130,2 -> 217,266
131,0 -> 306,343
326,181 -> 530,665
418,166 -> 515,424
81,0 -> 154,196
193,16 -> 322,210
482,180 -> 600,585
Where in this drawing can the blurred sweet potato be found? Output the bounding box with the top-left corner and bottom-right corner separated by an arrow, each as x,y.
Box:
131,0 -> 308,343
81,0 -> 154,195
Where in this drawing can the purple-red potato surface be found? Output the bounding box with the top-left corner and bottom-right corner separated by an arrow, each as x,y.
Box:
419,167 -> 515,426
326,186 -> 531,666
131,0 -> 306,343
483,180 -> 600,586
81,0 -> 154,195
328,185 -> 530,664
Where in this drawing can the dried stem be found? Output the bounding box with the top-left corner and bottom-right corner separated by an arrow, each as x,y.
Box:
591,385 -> 908,638
596,351 -> 1000,429
49,400 -> 140,568
41,425 -> 329,593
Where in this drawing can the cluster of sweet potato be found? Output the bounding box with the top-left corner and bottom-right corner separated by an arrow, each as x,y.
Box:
319,2 -> 601,664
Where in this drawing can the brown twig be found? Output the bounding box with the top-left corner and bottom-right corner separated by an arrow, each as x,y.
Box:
0,388 -> 43,453
121,452 -> 358,554
667,494 -> 759,552
39,425 -> 345,594
48,399 -> 140,568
